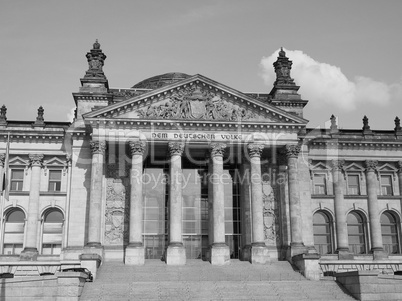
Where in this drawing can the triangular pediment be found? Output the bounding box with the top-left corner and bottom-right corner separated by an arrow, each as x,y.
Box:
9,156 -> 29,166
44,157 -> 66,167
84,75 -> 308,125
344,162 -> 365,172
377,163 -> 398,172
310,162 -> 331,171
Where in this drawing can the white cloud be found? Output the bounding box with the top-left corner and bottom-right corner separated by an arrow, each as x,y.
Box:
260,49 -> 401,111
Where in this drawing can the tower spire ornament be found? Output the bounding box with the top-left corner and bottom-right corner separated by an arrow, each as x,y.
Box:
273,47 -> 296,87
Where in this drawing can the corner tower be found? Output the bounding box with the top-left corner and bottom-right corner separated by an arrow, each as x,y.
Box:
269,48 -> 308,118
72,40 -> 112,123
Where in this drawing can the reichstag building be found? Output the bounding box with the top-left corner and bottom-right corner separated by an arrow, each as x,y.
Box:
1,41 -> 401,281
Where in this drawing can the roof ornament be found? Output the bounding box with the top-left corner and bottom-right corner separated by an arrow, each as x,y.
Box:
84,39 -> 107,79
395,116 -> 402,138
330,114 -> 338,132
0,105 -> 7,126
34,106 -> 45,126
362,115 -> 370,131
273,47 -> 296,87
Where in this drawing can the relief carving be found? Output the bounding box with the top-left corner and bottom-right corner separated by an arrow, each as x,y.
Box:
137,86 -> 255,121
262,181 -> 278,243
105,164 -> 130,245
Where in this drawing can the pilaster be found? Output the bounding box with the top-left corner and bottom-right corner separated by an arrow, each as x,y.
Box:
20,153 -> 44,260
331,160 -> 352,259
365,160 -> 385,259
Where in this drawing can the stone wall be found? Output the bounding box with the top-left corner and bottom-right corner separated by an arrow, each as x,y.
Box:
336,270 -> 402,301
0,271 -> 87,301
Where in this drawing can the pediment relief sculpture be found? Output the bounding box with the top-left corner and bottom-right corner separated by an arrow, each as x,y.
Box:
137,85 -> 256,121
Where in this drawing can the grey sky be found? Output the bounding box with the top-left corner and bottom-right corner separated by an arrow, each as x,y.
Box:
1,0 -> 401,129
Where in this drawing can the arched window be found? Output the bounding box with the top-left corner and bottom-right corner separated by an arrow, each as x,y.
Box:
381,211 -> 400,254
3,209 -> 25,255
347,211 -> 367,254
313,211 -> 333,254
41,209 -> 64,255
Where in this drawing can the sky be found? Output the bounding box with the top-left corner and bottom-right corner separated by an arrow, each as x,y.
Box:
0,0 -> 401,130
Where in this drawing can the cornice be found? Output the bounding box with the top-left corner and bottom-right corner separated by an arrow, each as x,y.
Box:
85,118 -> 305,133
309,141 -> 402,151
0,132 -> 66,143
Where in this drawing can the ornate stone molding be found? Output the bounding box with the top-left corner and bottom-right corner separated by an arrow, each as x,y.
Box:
168,142 -> 184,157
210,143 -> 227,157
65,154 -> 72,165
137,86 -> 255,121
365,160 -> 378,172
90,141 -> 107,155
29,154 -> 44,166
129,141 -> 146,156
331,159 -> 345,171
0,153 -> 5,167
247,143 -> 264,158
284,144 -> 301,159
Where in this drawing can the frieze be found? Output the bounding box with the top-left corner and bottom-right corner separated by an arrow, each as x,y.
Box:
210,143 -> 227,157
137,86 -> 255,121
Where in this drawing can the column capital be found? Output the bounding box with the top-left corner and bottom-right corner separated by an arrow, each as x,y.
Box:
331,159 -> 345,171
129,141 -> 147,156
397,161 -> 402,173
168,142 -> 184,157
0,153 -> 5,167
29,153 -> 44,166
247,143 -> 264,158
90,140 -> 107,154
365,160 -> 378,172
284,144 -> 301,159
210,143 -> 227,157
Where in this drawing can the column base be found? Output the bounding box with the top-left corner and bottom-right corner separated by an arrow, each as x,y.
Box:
336,248 -> 354,260
287,243 -> 306,259
371,248 -> 387,260
210,243 -> 230,265
166,244 -> 186,265
241,245 -> 251,262
20,248 -> 38,261
250,243 -> 269,264
125,244 -> 145,265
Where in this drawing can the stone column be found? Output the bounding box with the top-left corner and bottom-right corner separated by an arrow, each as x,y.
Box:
365,160 -> 384,258
248,143 -> 269,264
20,154 -> 43,260
125,141 -> 146,265
240,160 -> 252,261
284,144 -> 305,257
86,141 -> 106,249
209,143 -> 230,265
166,142 -> 186,265
331,160 -> 351,258
398,161 -> 402,196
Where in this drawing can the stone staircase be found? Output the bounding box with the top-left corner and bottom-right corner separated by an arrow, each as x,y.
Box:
80,260 -> 356,300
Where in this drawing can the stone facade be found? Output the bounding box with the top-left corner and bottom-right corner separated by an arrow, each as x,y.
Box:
0,41 -> 401,289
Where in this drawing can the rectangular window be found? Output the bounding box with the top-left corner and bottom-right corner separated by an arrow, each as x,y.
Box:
380,175 -> 393,196
10,170 -> 24,191
313,174 -> 326,195
347,175 -> 360,195
48,170 -> 62,192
